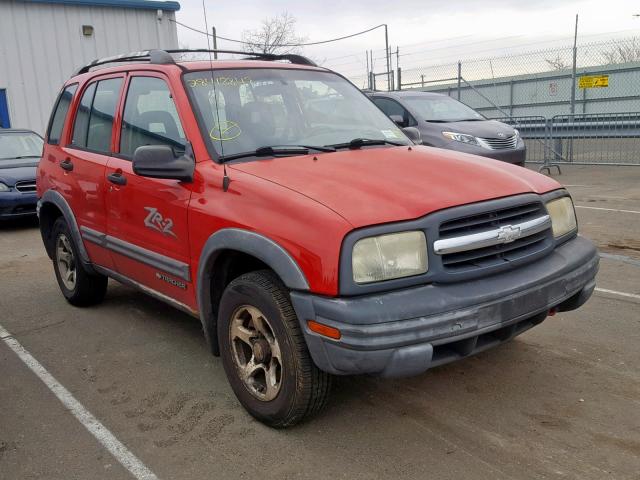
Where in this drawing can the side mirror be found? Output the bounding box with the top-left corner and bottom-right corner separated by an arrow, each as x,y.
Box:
389,114 -> 406,127
402,127 -> 423,145
132,143 -> 195,182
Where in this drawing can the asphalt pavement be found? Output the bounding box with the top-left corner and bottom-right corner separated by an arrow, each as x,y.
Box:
1,165 -> 639,480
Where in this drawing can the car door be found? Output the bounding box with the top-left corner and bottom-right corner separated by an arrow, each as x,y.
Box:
105,73 -> 194,307
57,74 -> 125,269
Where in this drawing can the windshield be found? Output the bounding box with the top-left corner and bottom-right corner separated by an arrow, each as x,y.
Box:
0,132 -> 44,160
184,69 -> 410,160
403,96 -> 485,122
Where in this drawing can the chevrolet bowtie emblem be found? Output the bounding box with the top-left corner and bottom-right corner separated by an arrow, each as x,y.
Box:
497,225 -> 522,243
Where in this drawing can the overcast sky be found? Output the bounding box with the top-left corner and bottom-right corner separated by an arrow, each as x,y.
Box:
174,0 -> 640,79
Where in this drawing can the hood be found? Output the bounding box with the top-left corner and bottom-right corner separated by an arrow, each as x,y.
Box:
231,145 -> 560,228
424,119 -> 515,138
0,160 -> 38,187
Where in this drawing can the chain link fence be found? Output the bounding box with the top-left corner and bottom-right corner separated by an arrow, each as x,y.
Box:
397,37 -> 640,117
358,37 -> 640,166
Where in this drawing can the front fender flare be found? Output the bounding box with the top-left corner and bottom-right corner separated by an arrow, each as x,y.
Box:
196,228 -> 310,354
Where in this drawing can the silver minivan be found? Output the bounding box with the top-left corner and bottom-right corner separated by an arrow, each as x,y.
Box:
368,91 -> 526,166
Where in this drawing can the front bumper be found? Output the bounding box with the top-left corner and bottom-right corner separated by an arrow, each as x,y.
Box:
0,191 -> 38,218
443,141 -> 526,165
291,235 -> 598,377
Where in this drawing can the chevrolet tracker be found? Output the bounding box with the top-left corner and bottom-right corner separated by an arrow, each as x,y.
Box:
37,50 -> 599,428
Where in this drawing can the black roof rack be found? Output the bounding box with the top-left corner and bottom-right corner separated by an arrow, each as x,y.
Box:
74,49 -> 318,75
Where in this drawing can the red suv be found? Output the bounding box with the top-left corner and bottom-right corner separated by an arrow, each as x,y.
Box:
37,50 -> 598,427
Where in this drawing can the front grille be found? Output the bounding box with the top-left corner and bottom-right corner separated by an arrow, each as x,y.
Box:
437,201 -> 550,272
14,181 -> 36,193
478,134 -> 518,150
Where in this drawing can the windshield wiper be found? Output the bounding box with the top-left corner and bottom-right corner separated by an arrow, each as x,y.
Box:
219,145 -> 335,163
328,138 -> 404,150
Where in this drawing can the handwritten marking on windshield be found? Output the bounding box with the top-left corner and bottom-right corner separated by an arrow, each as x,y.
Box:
188,76 -> 251,88
209,121 -> 242,141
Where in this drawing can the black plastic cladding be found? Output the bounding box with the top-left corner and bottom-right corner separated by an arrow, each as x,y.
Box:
338,189 -> 576,296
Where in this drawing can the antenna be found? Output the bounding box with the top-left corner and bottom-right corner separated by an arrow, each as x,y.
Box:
201,0 -> 230,191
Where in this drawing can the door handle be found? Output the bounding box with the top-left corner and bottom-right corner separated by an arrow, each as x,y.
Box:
107,172 -> 127,186
59,158 -> 73,172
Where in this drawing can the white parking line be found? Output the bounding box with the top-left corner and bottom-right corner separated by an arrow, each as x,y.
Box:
595,288 -> 640,301
575,205 -> 640,214
0,324 -> 159,480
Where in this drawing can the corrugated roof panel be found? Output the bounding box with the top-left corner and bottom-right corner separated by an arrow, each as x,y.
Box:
17,0 -> 180,11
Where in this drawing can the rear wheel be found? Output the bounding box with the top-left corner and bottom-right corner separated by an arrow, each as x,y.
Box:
218,270 -> 332,428
52,217 -> 107,306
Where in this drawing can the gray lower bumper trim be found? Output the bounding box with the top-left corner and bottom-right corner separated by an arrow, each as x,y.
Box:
291,236 -> 599,377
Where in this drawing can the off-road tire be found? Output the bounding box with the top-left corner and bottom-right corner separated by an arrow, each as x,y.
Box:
52,217 -> 107,306
218,270 -> 332,428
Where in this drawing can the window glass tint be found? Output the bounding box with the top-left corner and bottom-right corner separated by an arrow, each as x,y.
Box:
373,98 -> 405,117
71,82 -> 96,148
47,84 -> 77,145
183,69 -> 409,159
120,77 -> 186,156
86,78 -> 123,152
372,98 -> 417,126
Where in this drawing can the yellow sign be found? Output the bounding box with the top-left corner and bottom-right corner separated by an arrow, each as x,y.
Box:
579,75 -> 609,89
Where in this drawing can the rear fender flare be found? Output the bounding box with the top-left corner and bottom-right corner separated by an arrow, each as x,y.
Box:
39,190 -> 95,273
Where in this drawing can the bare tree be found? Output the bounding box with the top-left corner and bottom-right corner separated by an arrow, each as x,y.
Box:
242,12 -> 307,55
545,54 -> 570,71
602,37 -> 640,64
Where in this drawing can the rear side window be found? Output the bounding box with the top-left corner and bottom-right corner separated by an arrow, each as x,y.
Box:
47,84 -> 77,145
71,78 -> 123,153
71,83 -> 96,148
120,76 -> 186,157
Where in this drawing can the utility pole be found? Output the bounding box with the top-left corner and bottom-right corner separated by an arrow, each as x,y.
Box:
384,24 -> 391,91
457,61 -> 462,100
365,49 -> 370,89
570,14 -> 578,115
212,26 -> 218,59
395,46 -> 400,90
568,14 -> 579,163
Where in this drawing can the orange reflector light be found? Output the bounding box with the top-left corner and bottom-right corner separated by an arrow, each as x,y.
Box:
307,320 -> 341,340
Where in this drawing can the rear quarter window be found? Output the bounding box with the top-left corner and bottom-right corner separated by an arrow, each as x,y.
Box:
46,84 -> 78,145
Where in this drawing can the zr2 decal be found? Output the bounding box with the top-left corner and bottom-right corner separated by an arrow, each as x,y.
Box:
144,207 -> 177,238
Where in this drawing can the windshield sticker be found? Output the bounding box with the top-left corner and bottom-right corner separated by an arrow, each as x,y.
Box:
209,120 -> 242,141
381,129 -> 402,139
188,76 -> 251,88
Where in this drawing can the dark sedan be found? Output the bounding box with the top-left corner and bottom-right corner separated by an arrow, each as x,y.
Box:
368,91 -> 526,166
0,129 -> 44,219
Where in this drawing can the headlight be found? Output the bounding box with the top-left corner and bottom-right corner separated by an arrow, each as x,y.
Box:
0,182 -> 10,192
546,196 -> 577,238
513,128 -> 519,137
352,231 -> 428,283
442,131 -> 479,146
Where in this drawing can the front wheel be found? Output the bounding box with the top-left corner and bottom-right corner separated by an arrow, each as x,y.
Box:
218,270 -> 331,428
